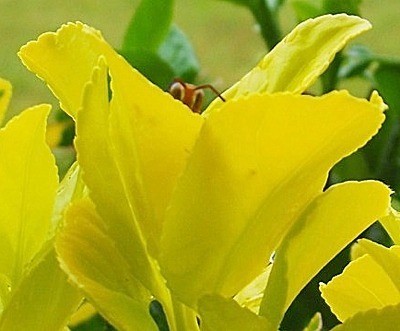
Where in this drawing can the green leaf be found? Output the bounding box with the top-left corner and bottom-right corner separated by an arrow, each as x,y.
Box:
160,91 -> 386,308
198,295 -> 271,331
290,0 -> 323,21
303,312 -> 323,331
259,181 -> 391,328
205,14 -> 371,114
364,62 -> 400,190
323,0 -> 362,15
338,44 -> 373,79
320,249 -> 400,322
290,0 -> 362,21
119,49 -> 175,89
122,0 -> 174,52
332,303 -> 400,331
158,25 -> 200,83
56,198 -> 158,331
0,105 -> 58,286
0,247 -> 81,331
330,150 -> 371,183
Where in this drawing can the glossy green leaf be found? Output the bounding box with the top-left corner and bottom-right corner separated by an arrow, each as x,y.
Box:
119,48 -> 175,89
0,246 -> 81,331
320,251 -> 400,322
290,0 -> 362,21
158,25 -> 200,83
259,181 -> 391,328
338,44 -> 373,79
0,78 -> 11,126
122,0 -> 174,52
303,312 -> 322,331
290,0 -> 322,21
160,91 -> 386,308
364,62 -> 400,190
323,0 -> 362,15
205,14 -> 371,114
198,295 -> 271,331
332,303 -> 400,331
57,198 -> 158,331
0,105 -> 57,285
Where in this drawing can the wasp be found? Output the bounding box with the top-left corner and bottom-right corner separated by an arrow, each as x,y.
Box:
168,78 -> 226,113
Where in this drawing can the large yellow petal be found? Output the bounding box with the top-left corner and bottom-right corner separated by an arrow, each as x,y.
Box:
0,105 -> 58,285
358,239 -> 400,291
107,53 -> 203,254
56,198 -> 158,331
0,246 -> 81,331
19,23 -> 111,118
75,57 -> 201,305
332,303 -> 400,331
259,181 -> 391,328
320,253 -> 400,322
205,14 -> 370,114
0,78 -> 11,126
198,295 -> 271,331
75,59 -> 160,296
160,91 -> 386,307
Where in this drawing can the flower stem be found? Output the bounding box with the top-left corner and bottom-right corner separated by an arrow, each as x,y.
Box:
250,1 -> 282,50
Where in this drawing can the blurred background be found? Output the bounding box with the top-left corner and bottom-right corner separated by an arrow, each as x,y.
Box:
1,0 -> 400,118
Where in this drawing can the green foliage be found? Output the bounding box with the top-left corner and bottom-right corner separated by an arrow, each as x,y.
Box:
290,0 -> 362,21
120,0 -> 199,88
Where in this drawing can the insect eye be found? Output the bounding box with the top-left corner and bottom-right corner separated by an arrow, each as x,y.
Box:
169,82 -> 185,101
192,89 -> 204,114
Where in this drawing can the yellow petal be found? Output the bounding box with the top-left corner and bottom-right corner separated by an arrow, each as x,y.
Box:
303,313 -> 323,331
107,54 -> 203,254
379,207 -> 400,245
234,266 -> 271,314
0,78 -> 11,126
56,198 -> 158,331
332,302 -> 400,331
19,23 -> 109,118
0,105 -> 58,285
260,181 -> 391,327
160,91 -> 386,307
358,239 -> 400,291
205,14 -> 371,114
320,252 -> 400,322
0,247 -> 81,331
198,295 -> 272,331
75,57 -> 201,299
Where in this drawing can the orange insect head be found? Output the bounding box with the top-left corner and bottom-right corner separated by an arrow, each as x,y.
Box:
169,78 -> 225,113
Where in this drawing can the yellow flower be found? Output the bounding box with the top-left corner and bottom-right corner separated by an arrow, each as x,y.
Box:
19,14 -> 392,330
0,80 -> 82,330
